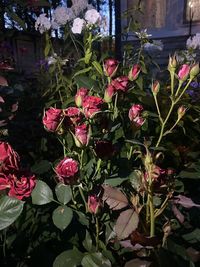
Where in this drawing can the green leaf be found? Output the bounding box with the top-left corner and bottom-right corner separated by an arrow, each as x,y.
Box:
81,253 -> 111,267
105,177 -> 129,187
178,171 -> 200,179
115,209 -> 139,240
0,196 -> 24,230
31,180 -> 53,205
74,75 -> 97,89
83,231 -> 93,252
31,160 -> 51,174
75,211 -> 89,226
53,248 -> 83,267
182,228 -> 200,244
55,183 -> 72,205
92,61 -> 103,75
73,67 -> 92,79
52,206 -> 73,231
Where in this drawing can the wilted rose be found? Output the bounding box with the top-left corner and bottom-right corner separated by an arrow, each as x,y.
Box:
177,106 -> 187,119
178,64 -> 190,81
88,195 -> 101,214
111,76 -> 129,92
128,64 -> 141,81
55,157 -> 79,184
75,88 -> 89,107
43,108 -> 63,132
128,104 -> 143,121
64,107 -> 83,125
94,140 -> 115,159
0,141 -> 20,172
82,96 -> 104,118
103,58 -> 119,78
132,116 -> 145,128
104,84 -> 115,103
8,173 -> 36,200
74,124 -> 90,147
152,80 -> 160,95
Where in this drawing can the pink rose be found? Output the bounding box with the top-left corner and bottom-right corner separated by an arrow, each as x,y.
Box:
111,76 -> 129,92
128,104 -> 143,121
132,116 -> 145,128
43,108 -> 63,132
8,173 -> 36,200
64,107 -> 83,125
128,64 -> 141,81
74,124 -> 90,147
55,157 -> 79,185
75,88 -> 89,107
88,195 -> 101,214
178,64 -> 190,81
104,85 -> 115,103
82,96 -> 104,118
103,58 -> 119,77
0,141 -> 20,172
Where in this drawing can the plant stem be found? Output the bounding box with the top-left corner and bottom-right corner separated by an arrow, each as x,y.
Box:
95,215 -> 99,251
153,94 -> 163,123
170,71 -> 175,96
149,190 -> 155,237
78,186 -> 88,212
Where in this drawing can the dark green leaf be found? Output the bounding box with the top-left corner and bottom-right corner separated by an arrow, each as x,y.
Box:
81,253 -> 111,267
73,67 -> 92,79
31,180 -> 53,205
83,231 -> 93,252
53,248 -> 83,267
0,196 -> 24,230
52,206 -> 73,231
55,183 -> 72,205
31,160 -> 51,174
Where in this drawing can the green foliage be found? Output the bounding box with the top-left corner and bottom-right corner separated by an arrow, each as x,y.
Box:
31,180 -> 53,205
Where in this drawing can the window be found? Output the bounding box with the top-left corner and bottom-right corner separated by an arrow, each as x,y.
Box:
185,0 -> 200,22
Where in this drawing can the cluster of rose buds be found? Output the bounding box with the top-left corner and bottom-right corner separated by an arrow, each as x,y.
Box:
129,104 -> 145,128
0,141 -> 36,200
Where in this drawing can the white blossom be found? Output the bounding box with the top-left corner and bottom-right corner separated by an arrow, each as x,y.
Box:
52,7 -> 75,26
71,18 -> 85,34
144,40 -> 164,53
135,29 -> 152,40
72,0 -> 88,16
186,33 -> 200,50
35,14 -> 51,34
85,9 -> 101,25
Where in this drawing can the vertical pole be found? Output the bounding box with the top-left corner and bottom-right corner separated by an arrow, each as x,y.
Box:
114,0 -> 121,60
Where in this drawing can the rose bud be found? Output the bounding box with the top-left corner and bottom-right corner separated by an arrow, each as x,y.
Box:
103,58 -> 119,78
178,64 -> 190,81
88,195 -> 101,214
8,172 -> 36,200
74,124 -> 90,147
152,80 -> 160,95
64,107 -> 83,125
128,104 -> 143,121
128,64 -> 141,81
0,141 -> 20,172
82,96 -> 104,118
111,76 -> 129,92
177,105 -> 187,119
94,140 -> 115,159
104,84 -> 115,103
43,107 -> 63,132
75,87 -> 89,107
55,157 -> 79,185
190,63 -> 200,78
132,116 -> 145,128
168,55 -> 177,71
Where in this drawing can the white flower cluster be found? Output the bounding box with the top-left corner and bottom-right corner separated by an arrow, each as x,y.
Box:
71,9 -> 102,34
35,14 -> 51,34
186,33 -> 200,50
72,0 -> 88,16
144,40 -> 164,53
52,7 -> 75,28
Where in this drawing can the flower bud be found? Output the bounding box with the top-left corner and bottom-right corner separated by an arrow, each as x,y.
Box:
104,85 -> 115,103
103,58 -> 119,78
177,106 -> 187,119
87,195 -> 101,214
178,64 -> 190,81
152,80 -> 160,95
75,88 -> 89,107
129,104 -> 143,121
168,55 -> 177,71
74,124 -> 90,147
190,63 -> 200,78
128,64 -> 141,81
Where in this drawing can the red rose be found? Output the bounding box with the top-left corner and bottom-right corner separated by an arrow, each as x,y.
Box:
0,141 -> 20,172
82,96 -> 104,118
55,157 -> 79,185
128,64 -> 141,81
0,172 -> 10,190
94,140 -> 115,159
88,195 -> 101,214
43,108 -> 63,132
128,104 -> 143,121
8,173 -> 36,200
75,88 -> 89,107
111,76 -> 129,92
74,124 -> 90,147
103,58 -> 119,78
104,84 -> 115,103
64,107 -> 83,125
